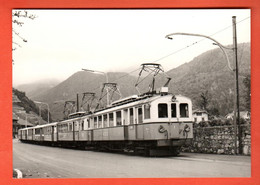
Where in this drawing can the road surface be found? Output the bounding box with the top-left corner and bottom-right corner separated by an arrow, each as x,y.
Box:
13,139 -> 251,178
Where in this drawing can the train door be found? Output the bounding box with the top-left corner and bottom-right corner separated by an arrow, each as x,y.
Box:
136,107 -> 144,140
123,109 -> 129,140
32,129 -> 35,140
57,124 -> 59,141
40,128 -> 43,141
169,103 -> 179,139
51,126 -> 54,142
73,121 -> 75,141
73,121 -> 80,141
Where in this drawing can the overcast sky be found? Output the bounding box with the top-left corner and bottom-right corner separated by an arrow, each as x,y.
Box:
12,9 -> 250,86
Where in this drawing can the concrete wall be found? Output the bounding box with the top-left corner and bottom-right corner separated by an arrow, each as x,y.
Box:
182,124 -> 251,155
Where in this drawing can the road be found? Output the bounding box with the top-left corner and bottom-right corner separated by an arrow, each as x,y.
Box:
13,139 -> 251,178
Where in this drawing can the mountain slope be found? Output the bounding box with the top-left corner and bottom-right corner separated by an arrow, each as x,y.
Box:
12,88 -> 51,125
16,79 -> 60,99
166,42 -> 250,115
31,43 -> 250,120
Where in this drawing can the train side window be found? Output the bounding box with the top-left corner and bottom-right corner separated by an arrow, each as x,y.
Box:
28,129 -> 33,136
103,114 -> 108,127
123,109 -> 128,125
64,124 -> 68,132
138,107 -> 143,123
87,119 -> 90,128
94,117 -> 98,128
180,103 -> 189,118
144,104 -> 151,119
75,121 -> 79,131
98,116 -> 102,128
158,103 -> 168,118
109,113 -> 114,127
35,128 -> 40,135
129,108 -> 134,125
116,111 -> 122,126
69,123 -> 73,131
81,120 -> 84,130
171,103 -> 177,118
90,118 -> 94,128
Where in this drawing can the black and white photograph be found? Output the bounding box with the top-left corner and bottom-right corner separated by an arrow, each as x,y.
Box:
12,9 -> 251,178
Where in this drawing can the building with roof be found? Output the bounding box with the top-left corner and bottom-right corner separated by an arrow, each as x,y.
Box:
12,112 -> 34,138
225,111 -> 251,120
192,109 -> 209,123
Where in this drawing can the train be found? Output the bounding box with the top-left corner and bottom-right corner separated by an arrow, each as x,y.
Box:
18,64 -> 193,156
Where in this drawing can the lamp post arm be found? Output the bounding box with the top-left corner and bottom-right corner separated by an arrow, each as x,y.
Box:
165,32 -> 234,72
165,32 -> 233,50
213,43 -> 234,72
82,68 -> 109,106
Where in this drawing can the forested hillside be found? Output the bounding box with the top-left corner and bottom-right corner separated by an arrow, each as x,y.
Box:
23,43 -> 250,120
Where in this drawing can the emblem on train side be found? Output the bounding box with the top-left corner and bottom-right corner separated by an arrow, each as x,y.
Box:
158,125 -> 167,133
183,124 -> 191,137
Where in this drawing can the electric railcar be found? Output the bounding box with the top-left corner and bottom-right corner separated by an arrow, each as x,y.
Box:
18,89 -> 193,156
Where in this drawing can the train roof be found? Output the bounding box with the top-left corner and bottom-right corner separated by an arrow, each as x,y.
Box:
93,93 -> 191,116
18,94 -> 192,129
19,122 -> 58,130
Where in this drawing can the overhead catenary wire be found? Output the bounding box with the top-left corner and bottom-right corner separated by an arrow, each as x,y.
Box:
68,16 -> 250,104
89,16 -> 251,91
153,16 -> 250,66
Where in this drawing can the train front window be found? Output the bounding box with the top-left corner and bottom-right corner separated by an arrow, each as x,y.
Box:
180,103 -> 189,118
171,103 -> 177,118
158,103 -> 168,118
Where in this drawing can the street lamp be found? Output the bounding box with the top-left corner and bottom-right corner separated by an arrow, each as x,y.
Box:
21,113 -> 38,128
34,101 -> 50,123
165,16 -> 241,154
165,32 -> 233,72
82,68 -> 109,106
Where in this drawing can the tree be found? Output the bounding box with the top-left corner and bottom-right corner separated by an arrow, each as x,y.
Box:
242,75 -> 251,111
198,90 -> 210,111
12,10 -> 37,51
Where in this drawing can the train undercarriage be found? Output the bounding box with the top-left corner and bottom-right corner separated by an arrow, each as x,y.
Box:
20,139 -> 191,156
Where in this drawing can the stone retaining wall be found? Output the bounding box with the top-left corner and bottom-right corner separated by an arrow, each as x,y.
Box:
182,124 -> 251,155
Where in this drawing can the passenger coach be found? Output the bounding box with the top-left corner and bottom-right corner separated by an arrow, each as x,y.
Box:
18,88 -> 193,156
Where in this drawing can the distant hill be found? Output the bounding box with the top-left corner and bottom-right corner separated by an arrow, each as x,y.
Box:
16,79 -> 61,99
31,72 -> 140,120
25,42 -> 250,120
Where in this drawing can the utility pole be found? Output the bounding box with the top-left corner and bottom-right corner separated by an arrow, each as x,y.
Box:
232,16 -> 242,154
76,93 -> 79,112
165,16 -> 242,155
